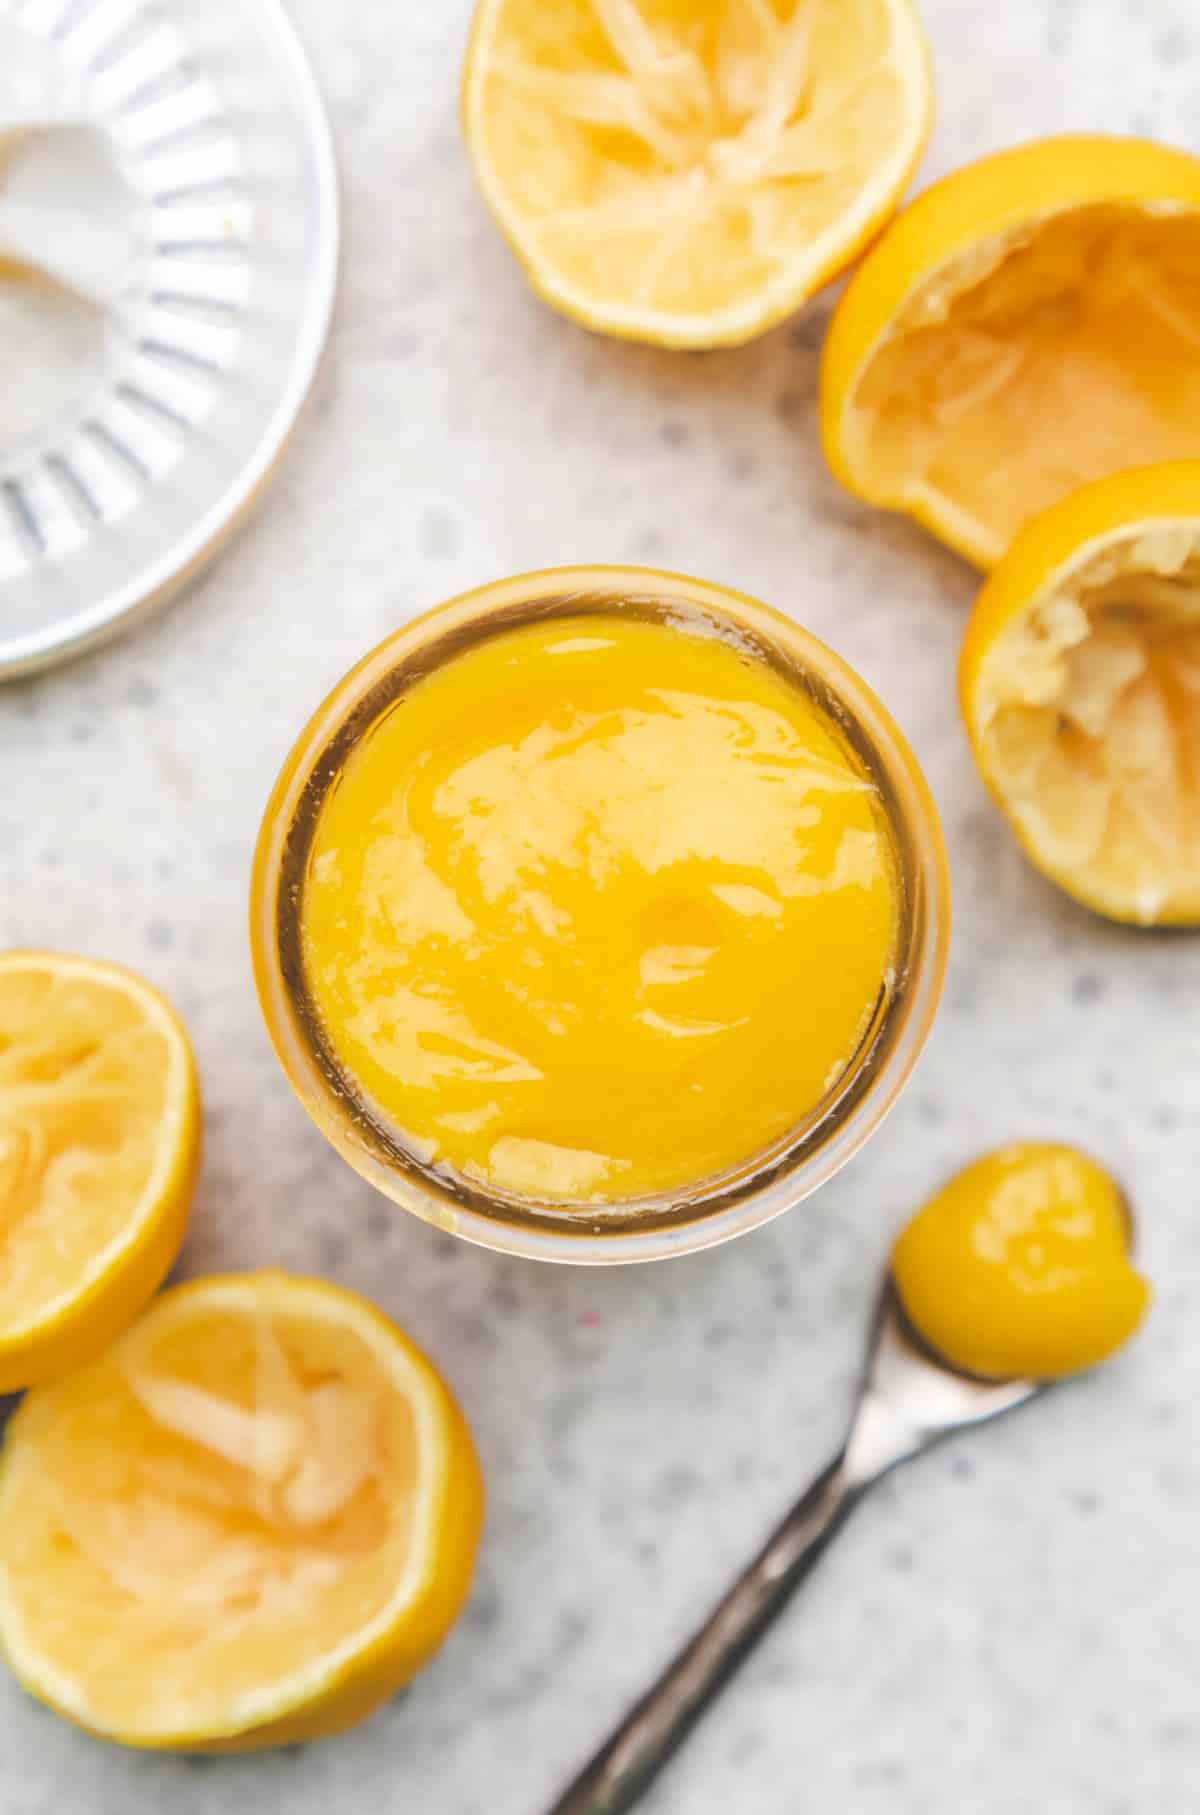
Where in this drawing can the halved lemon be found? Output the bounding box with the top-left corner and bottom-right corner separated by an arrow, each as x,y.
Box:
960,461 -> 1200,925
0,952 -> 199,1390
462,0 -> 933,348
0,1272 -> 483,1750
821,136 -> 1200,568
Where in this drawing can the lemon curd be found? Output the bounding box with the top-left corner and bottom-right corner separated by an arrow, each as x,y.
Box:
893,1143 -> 1150,1380
298,614 -> 901,1205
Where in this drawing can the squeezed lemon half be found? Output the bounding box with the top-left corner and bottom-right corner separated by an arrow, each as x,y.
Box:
821,136 -> 1200,567
0,1273 -> 483,1750
462,0 -> 932,348
0,952 -> 199,1389
961,461 -> 1200,925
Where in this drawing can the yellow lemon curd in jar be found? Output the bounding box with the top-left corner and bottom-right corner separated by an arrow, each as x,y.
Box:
299,614 -> 900,1204
893,1143 -> 1150,1380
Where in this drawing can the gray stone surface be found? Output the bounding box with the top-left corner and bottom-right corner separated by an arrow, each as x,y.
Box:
3,0 -> 1200,1810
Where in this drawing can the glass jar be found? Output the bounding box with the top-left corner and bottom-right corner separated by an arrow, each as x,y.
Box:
251,567 -> 950,1264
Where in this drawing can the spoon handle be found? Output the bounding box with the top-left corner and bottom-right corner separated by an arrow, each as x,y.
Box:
544,1453 -> 860,1815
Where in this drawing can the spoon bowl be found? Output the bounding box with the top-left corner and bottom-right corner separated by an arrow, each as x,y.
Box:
843,1283 -> 1041,1484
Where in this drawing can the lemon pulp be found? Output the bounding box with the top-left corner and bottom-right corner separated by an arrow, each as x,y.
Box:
0,964 -> 171,1314
974,523 -> 1200,922
840,201 -> 1200,564
0,1276 -> 482,1747
462,0 -> 932,345
300,614 -> 900,1203
892,1143 -> 1150,1380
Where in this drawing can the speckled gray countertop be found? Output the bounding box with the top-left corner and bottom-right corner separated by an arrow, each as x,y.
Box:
3,1 -> 1200,1810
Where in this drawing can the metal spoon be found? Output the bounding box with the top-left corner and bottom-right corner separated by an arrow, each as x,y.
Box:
544,1283 -> 1042,1815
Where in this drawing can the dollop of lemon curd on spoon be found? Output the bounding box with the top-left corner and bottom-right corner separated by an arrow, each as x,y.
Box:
299,614 -> 900,1204
892,1143 -> 1150,1380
